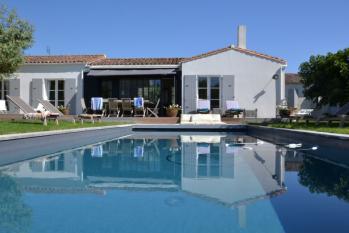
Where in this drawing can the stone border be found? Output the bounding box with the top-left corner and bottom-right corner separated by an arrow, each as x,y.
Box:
0,125 -> 133,166
248,125 -> 349,140
133,124 -> 247,131
0,124 -> 134,142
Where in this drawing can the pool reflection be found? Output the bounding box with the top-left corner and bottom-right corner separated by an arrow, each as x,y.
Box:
1,134 -> 348,233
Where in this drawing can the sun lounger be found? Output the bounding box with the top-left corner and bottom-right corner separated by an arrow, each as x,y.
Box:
6,95 -> 59,125
37,100 -> 64,116
79,98 -> 103,123
225,100 -> 244,117
197,99 -> 210,114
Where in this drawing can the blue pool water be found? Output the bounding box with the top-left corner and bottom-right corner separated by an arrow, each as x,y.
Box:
0,133 -> 348,233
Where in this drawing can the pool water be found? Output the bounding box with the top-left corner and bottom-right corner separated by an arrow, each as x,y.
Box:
0,133 -> 348,233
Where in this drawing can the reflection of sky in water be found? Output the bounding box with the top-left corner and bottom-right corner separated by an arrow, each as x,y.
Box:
0,133 -> 348,233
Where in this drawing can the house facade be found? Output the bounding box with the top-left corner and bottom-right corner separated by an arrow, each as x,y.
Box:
6,26 -> 286,117
285,73 -> 314,110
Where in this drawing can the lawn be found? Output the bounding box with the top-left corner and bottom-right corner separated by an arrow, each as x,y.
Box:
266,122 -> 349,135
0,120 -> 129,135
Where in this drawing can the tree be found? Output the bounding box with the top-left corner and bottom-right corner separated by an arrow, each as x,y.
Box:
0,172 -> 32,233
298,157 -> 349,202
0,5 -> 34,79
299,48 -> 349,107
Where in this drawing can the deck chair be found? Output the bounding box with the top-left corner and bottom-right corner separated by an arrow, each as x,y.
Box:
225,100 -> 244,118
197,99 -> 210,114
121,98 -> 133,117
6,95 -> 59,125
79,98 -> 103,123
108,98 -> 120,117
0,100 -> 7,114
38,99 -> 64,116
147,98 -> 160,118
133,97 -> 145,117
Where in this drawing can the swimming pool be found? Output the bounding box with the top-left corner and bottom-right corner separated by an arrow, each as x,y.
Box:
0,132 -> 348,233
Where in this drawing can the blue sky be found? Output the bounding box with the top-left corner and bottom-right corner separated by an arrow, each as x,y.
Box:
3,0 -> 349,72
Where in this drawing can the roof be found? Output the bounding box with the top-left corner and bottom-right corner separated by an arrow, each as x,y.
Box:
24,46 -> 286,66
90,58 -> 184,66
285,73 -> 301,84
183,46 -> 286,64
24,55 -> 106,64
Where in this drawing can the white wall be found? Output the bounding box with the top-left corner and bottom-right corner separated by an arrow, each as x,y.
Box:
285,83 -> 315,109
181,49 -> 284,118
15,64 -> 85,114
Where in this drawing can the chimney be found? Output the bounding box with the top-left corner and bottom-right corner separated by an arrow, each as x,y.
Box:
237,25 -> 247,49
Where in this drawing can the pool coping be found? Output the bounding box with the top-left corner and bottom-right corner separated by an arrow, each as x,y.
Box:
248,125 -> 349,140
133,123 -> 247,131
0,123 -> 247,141
0,124 -> 134,142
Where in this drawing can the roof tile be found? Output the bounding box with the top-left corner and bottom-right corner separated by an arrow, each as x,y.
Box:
285,73 -> 301,84
90,57 -> 184,66
183,46 -> 287,64
25,55 -> 106,64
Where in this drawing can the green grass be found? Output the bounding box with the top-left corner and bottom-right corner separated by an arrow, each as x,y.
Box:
0,120 -> 129,135
265,122 -> 349,134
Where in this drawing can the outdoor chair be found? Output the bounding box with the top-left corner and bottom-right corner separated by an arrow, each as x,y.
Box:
197,99 -> 211,114
91,97 -> 104,115
79,98 -> 103,123
108,98 -> 120,117
121,98 -> 133,117
0,100 -> 7,114
146,98 -> 160,118
6,95 -> 59,125
38,99 -> 64,116
133,97 -> 146,117
225,100 -> 244,118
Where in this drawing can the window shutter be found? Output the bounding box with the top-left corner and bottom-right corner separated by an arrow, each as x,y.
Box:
183,75 -> 197,114
221,75 -> 235,112
8,79 -> 21,113
31,79 -> 43,107
64,79 -> 76,114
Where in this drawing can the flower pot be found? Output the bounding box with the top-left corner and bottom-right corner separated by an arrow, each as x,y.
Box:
61,109 -> 69,115
166,109 -> 178,117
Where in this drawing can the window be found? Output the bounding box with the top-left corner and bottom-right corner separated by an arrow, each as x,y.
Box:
101,80 -> 112,98
0,80 -> 9,100
198,76 -> 220,109
48,80 -> 65,107
119,79 -> 161,104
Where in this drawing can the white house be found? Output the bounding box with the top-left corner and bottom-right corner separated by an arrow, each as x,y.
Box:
5,25 -> 286,118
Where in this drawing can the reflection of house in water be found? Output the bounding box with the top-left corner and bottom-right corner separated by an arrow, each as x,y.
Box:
180,135 -> 285,207
2,151 -> 86,193
1,134 -> 286,203
83,137 -> 182,189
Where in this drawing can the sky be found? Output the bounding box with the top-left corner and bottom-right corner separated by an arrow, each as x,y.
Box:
3,0 -> 349,72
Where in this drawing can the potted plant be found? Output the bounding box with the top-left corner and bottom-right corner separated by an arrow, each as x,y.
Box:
277,100 -> 290,117
58,105 -> 70,115
166,104 -> 181,117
